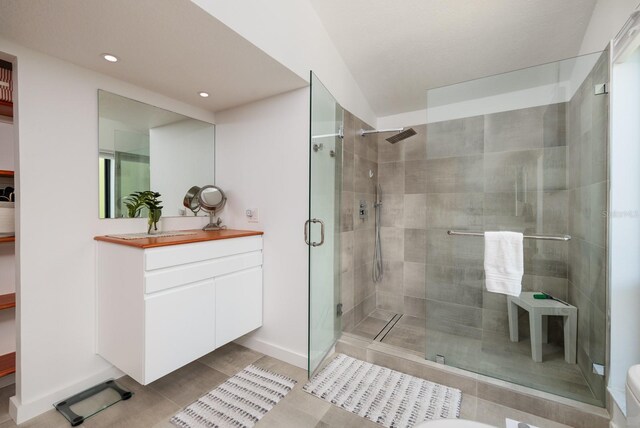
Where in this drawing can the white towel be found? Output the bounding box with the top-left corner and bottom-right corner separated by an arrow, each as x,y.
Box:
484,231 -> 523,296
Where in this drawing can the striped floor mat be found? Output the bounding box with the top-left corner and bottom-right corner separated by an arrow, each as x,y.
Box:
170,364 -> 296,428
304,354 -> 462,427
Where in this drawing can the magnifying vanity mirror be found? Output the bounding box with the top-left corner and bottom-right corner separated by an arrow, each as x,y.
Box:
183,185 -> 201,216
98,90 -> 215,219
197,185 -> 227,231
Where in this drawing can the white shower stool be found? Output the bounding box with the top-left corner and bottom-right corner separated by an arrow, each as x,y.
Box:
507,292 -> 577,364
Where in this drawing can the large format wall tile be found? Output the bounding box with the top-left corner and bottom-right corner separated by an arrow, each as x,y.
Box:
355,155 -> 378,194
380,193 -> 404,228
426,264 -> 484,308
484,190 -> 568,234
426,193 -> 483,229
378,161 -> 405,194
484,147 -> 567,193
404,262 -> 426,299
404,193 -> 428,229
424,155 -> 484,193
484,103 -> 566,153
404,124 -> 428,161
380,227 -> 404,262
378,133 -> 404,163
427,116 -> 484,159
404,228 -> 427,263
405,159 -> 428,194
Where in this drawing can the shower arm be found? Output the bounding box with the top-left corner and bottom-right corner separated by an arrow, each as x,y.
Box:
359,128 -> 405,137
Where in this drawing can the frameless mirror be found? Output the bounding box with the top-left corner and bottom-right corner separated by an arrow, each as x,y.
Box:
98,90 -> 215,218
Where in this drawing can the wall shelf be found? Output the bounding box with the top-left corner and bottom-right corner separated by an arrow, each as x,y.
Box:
0,352 -> 15,378
0,171 -> 13,178
0,237 -> 14,244
0,293 -> 15,311
0,101 -> 13,119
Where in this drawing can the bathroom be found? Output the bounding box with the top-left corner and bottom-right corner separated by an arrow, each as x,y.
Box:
0,1 -> 639,427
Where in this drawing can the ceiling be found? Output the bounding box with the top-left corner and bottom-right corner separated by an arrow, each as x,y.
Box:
310,0 -> 598,117
0,0 -> 307,113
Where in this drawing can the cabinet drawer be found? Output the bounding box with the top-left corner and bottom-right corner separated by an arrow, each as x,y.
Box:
215,267 -> 263,348
144,279 -> 216,383
145,236 -> 262,271
145,251 -> 262,294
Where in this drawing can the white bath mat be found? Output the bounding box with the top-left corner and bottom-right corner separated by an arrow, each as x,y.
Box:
304,354 -> 462,427
170,364 -> 296,428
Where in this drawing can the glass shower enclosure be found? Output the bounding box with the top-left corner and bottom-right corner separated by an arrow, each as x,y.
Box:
307,50 -> 609,408
424,51 -> 609,406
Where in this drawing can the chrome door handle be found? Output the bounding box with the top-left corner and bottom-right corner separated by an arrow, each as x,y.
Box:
304,219 -> 311,245
314,219 -> 325,247
304,218 -> 325,247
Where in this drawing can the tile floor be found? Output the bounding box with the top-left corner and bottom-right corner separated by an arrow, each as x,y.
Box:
0,342 -> 574,427
350,309 -> 599,405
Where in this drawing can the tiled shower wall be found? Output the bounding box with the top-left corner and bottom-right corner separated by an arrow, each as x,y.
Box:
340,111 -> 378,332
567,49 -> 608,402
375,104 -> 570,344
375,125 -> 430,318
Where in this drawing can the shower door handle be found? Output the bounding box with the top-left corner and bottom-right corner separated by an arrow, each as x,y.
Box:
304,218 -> 325,247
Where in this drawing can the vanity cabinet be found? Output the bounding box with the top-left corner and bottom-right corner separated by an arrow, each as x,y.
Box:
96,230 -> 263,385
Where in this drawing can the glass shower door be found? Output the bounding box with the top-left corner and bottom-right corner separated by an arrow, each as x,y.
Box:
308,72 -> 343,376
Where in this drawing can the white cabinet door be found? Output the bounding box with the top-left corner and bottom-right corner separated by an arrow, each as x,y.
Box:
145,279 -> 216,383
215,267 -> 263,348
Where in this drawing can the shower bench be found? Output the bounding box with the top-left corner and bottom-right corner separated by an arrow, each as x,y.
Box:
507,292 -> 577,364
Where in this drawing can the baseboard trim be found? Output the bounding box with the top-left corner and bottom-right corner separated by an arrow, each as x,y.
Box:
234,335 -> 307,370
9,365 -> 123,424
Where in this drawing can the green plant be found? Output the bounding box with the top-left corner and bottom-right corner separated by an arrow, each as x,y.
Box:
143,191 -> 163,234
123,191 -> 163,233
123,191 -> 147,218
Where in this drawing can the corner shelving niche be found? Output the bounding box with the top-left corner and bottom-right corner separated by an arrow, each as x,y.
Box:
0,57 -> 16,382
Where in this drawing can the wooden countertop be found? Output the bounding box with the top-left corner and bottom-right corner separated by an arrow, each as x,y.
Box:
94,229 -> 263,249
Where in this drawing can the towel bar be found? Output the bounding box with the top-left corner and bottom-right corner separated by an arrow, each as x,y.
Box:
447,230 -> 571,241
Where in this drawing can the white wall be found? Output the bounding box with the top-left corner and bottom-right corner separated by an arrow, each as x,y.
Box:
579,0 -> 640,55
215,88 -> 309,368
610,39 -> 640,413
150,119 -> 215,216
190,0 -> 376,127
0,36 -> 215,423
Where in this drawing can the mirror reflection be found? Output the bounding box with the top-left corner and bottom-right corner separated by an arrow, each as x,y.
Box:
98,90 -> 215,218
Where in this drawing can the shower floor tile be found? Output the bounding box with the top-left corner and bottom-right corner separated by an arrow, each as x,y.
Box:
349,312 -> 599,406
349,309 -> 395,340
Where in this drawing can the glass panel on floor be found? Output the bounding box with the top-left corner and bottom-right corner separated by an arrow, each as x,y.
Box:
424,52 -> 608,406
308,72 -> 343,376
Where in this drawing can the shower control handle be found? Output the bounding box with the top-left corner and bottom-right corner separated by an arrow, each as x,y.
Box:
304,218 -> 325,247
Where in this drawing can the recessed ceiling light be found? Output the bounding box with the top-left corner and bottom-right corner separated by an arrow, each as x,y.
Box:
199,92 -> 209,98
102,54 -> 118,63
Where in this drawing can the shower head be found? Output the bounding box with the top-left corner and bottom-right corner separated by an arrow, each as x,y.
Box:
359,127 -> 417,144
386,128 -> 417,144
